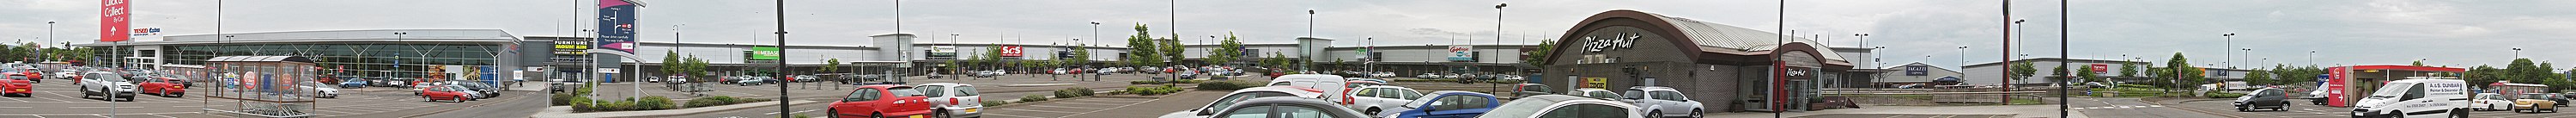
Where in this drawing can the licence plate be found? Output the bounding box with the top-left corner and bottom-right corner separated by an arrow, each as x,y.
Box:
963,109 -> 978,113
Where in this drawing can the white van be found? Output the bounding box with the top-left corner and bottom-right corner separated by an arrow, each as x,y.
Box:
2352,78 -> 2469,118
1267,74 -> 1351,104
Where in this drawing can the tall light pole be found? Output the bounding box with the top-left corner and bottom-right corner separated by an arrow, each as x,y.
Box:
2013,19 -> 2025,57
2512,47 -> 2523,59
1855,34 -> 1870,66
46,21 -> 53,62
1091,22 -> 1101,47
770,0 -> 791,116
2308,50 -> 2316,66
2239,47 -> 2251,69
1491,3 -> 1504,78
2221,33 -> 2235,69
1308,9 -> 1316,37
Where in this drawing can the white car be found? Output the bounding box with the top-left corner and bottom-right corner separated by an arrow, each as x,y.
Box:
1569,88 -> 1620,100
298,82 -> 342,98
1267,74 -> 1351,103
1623,86 -> 1704,118
77,71 -> 137,102
1157,86 -> 1327,118
916,83 -> 983,118
2474,93 -> 2512,111
1415,73 -> 1440,78
1471,95 -> 1648,118
1345,85 -> 1423,115
2351,78 -> 2469,118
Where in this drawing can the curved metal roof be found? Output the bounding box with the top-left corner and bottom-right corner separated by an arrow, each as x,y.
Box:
206,56 -> 313,63
1646,13 -> 1850,63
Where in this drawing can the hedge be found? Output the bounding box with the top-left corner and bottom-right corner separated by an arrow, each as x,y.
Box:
1196,80 -> 1261,90
1053,88 -> 1095,98
1123,85 -> 1185,96
1019,95 -> 1050,102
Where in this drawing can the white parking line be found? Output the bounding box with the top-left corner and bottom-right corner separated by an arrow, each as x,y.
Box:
983,113 -> 1048,118
1048,102 -> 1130,106
149,114 -> 177,118
766,109 -> 820,115
2,96 -> 27,102
998,109 -> 1084,114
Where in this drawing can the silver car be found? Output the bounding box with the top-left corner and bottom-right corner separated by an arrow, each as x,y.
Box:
1473,95 -> 1647,118
1211,96 -> 1371,118
1621,86 -> 1704,118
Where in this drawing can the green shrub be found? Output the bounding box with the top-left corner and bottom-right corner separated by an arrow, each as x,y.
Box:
686,96 -> 738,108
734,98 -> 775,103
1126,85 -> 1185,96
1020,95 -> 1050,102
793,114 -> 813,118
1196,80 -> 1260,90
636,96 -> 677,110
551,93 -> 578,106
567,96 -> 593,109
2205,91 -> 2245,98
981,100 -> 1012,107
1054,88 -> 1094,98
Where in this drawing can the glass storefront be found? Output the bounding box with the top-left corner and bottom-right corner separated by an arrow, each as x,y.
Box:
98,44 -> 503,78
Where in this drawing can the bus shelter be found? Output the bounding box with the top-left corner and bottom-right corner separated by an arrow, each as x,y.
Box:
199,56 -> 320,118
2323,65 -> 2464,107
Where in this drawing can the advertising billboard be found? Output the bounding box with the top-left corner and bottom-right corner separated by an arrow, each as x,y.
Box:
927,46 -> 957,59
1905,65 -> 1928,76
594,0 -> 642,54
100,0 -> 131,42
750,46 -> 781,60
999,46 -> 1024,57
1448,46 -> 1474,62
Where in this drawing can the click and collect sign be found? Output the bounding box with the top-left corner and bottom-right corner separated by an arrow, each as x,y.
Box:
100,0 -> 131,42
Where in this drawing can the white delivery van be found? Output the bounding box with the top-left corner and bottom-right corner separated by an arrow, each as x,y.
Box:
1268,74 -> 1351,103
2351,78 -> 2469,118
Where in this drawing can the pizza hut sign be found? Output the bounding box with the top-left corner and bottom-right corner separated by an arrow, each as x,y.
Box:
1584,33 -> 1638,53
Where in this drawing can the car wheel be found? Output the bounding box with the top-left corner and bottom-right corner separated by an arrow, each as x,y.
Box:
872,113 -> 886,118
937,110 -> 951,118
827,109 -> 841,118
423,96 -> 431,102
1649,110 -> 1662,118
2236,106 -> 2249,112
1364,108 -> 1381,115
1690,109 -> 1704,118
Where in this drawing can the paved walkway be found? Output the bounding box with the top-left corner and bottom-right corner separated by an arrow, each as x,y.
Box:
1709,104 -> 2087,118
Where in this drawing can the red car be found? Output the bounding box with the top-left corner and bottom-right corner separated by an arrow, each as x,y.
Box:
3,73 -> 31,97
137,77 -> 186,97
420,86 -> 471,102
829,84 -> 934,118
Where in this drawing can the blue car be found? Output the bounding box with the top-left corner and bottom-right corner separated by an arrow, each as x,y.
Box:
338,78 -> 369,89
1376,90 -> 1502,118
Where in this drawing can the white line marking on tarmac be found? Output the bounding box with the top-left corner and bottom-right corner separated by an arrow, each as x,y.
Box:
149,114 -> 177,118
985,113 -> 1049,118
1028,105 -> 1091,109
1049,102 -> 1127,106
1057,96 -> 1164,118
999,109 -> 1084,114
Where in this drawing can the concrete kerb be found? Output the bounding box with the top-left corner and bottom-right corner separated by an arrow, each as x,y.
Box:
531,100 -> 822,118
2143,97 -> 2245,118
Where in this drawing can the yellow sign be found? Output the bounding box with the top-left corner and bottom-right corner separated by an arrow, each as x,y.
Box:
554,44 -> 589,49
1583,78 -> 1611,89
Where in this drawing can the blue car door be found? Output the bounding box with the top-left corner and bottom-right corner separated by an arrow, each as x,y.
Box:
1419,95 -> 1498,118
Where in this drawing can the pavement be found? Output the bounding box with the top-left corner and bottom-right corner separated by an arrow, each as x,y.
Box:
2152,97 -> 2576,118
1707,103 -> 2088,118
0,78 -> 546,118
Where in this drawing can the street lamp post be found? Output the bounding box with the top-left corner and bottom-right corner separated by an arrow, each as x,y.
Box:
2239,48 -> 2251,69
2221,33 -> 2235,69
2013,19 -> 2025,56
2512,47 -> 2523,59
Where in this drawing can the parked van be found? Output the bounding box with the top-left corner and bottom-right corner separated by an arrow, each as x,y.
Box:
1268,74 -> 1351,103
2351,78 -> 2469,118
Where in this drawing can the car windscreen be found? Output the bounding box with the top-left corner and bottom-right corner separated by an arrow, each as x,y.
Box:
1207,91 -> 1295,112
2367,83 -> 2414,98
88,73 -> 125,82
1621,90 -> 1646,100
2526,94 -> 2554,99
888,87 -> 924,96
954,86 -> 979,96
1474,98 -> 1558,118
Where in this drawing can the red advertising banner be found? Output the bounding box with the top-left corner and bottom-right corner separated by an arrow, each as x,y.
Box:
999,46 -> 1024,57
2090,64 -> 2109,72
99,0 -> 131,42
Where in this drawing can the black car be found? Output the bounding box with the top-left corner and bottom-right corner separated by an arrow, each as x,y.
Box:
2546,93 -> 2571,107
2234,88 -> 2291,112
550,83 -> 574,93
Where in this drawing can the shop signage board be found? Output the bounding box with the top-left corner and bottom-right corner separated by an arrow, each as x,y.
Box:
1449,46 -> 1474,62
999,46 -> 1024,57
750,46 -> 781,60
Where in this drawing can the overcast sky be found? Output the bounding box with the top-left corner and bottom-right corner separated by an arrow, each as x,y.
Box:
1,0 -> 2570,71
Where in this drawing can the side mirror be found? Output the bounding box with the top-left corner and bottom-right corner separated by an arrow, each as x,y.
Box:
1195,109 -> 1213,115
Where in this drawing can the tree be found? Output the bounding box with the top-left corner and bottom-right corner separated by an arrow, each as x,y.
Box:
1124,23 -> 1163,66
1522,40 -> 1558,65
2468,65 -> 2502,85
1068,46 -> 1091,66
1158,39 -> 1185,65
2166,53 -> 2202,93
2413,60 -> 2426,66
2050,65 -> 2070,84
2011,61 -> 2037,83
2120,61 -> 2142,78
662,51 -> 684,76
2245,69 -> 2272,86
822,59 -> 841,74
2076,66 -> 2104,84
1262,52 -> 1291,69
1209,32 -> 1244,65
2506,59 -> 2546,84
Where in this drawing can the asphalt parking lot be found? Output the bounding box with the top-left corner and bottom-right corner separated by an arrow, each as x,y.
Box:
664,73 -> 1220,118
0,78 -> 541,118
2172,98 -> 2576,118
